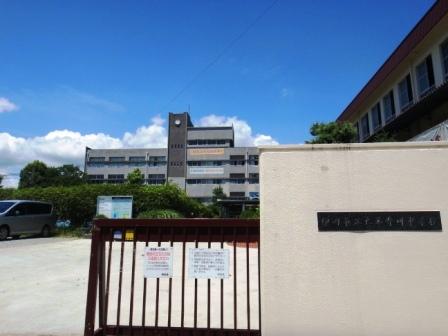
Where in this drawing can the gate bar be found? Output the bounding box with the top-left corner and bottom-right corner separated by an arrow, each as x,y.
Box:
84,218 -> 260,336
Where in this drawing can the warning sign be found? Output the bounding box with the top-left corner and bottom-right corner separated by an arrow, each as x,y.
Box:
188,248 -> 229,279
143,247 -> 173,278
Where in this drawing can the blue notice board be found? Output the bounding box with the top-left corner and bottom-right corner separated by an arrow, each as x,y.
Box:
97,196 -> 133,219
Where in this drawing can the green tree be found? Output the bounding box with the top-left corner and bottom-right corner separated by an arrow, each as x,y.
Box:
206,186 -> 227,218
56,164 -> 85,186
0,174 -> 3,188
212,185 -> 227,204
127,168 -> 144,185
307,122 -> 357,144
19,161 -> 55,188
19,161 -> 85,188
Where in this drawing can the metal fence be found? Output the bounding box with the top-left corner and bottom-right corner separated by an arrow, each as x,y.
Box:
84,218 -> 261,336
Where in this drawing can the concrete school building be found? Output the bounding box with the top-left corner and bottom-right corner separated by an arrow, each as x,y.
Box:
337,0 -> 448,142
84,112 -> 259,203
260,141 -> 448,336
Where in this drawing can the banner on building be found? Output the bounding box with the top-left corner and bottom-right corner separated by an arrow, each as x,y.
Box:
189,167 -> 224,175
188,148 -> 225,156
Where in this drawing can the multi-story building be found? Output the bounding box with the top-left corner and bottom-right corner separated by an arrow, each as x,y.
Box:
337,0 -> 448,141
84,112 -> 259,203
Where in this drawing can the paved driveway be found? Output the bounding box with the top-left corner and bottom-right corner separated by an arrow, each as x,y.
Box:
0,238 -> 90,336
0,237 -> 259,336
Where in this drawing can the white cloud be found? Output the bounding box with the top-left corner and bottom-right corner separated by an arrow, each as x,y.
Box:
123,115 -> 167,148
0,117 -> 168,187
197,114 -> 278,147
0,173 -> 20,189
0,97 -> 18,113
0,114 -> 277,188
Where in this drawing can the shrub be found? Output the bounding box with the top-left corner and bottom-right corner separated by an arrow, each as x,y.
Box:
137,209 -> 182,219
0,183 -> 210,225
239,207 -> 260,219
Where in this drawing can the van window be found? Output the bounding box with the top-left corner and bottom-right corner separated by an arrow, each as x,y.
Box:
0,201 -> 15,213
9,203 -> 29,216
28,203 -> 52,215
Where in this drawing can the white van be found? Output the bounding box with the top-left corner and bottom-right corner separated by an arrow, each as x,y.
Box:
0,200 -> 56,240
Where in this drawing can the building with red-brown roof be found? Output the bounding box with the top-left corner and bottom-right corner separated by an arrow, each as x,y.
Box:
337,0 -> 448,141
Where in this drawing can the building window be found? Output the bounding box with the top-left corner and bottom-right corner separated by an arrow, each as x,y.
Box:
109,156 -> 125,162
230,155 -> 245,166
186,179 -> 223,184
248,155 -> 259,165
148,156 -> 166,167
249,173 -> 259,184
229,173 -> 245,184
148,174 -> 165,179
107,174 -> 125,184
89,157 -> 105,162
441,39 -> 448,79
382,91 -> 396,123
360,114 -> 370,139
128,156 -> 146,166
370,103 -> 382,131
188,139 -> 229,147
88,175 -> 104,184
229,192 -> 245,200
416,55 -> 435,96
398,74 -> 413,110
187,160 -> 223,167
88,156 -> 106,167
147,174 -> 165,185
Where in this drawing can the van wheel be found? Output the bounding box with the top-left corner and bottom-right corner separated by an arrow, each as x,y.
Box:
41,225 -> 51,238
0,226 -> 9,241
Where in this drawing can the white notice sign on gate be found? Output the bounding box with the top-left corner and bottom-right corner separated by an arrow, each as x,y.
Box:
188,248 -> 230,279
143,247 -> 173,278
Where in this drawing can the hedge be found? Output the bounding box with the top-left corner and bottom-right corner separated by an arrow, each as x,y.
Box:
239,207 -> 260,219
0,184 -> 213,225
137,209 -> 183,219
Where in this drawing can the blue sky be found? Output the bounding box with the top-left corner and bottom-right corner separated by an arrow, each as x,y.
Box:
0,0 -> 435,185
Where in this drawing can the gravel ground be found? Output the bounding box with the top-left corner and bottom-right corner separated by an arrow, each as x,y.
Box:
0,237 -> 259,336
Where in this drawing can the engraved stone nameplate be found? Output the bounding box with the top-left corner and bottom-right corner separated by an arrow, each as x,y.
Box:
317,211 -> 442,231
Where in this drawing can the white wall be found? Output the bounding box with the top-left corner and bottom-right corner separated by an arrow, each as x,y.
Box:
260,142 -> 448,336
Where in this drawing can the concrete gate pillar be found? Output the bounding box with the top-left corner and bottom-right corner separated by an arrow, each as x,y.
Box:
259,142 -> 448,336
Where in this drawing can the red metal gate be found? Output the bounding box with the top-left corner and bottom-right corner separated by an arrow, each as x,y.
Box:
84,218 -> 261,336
